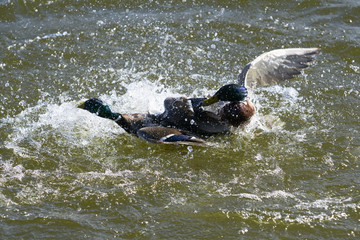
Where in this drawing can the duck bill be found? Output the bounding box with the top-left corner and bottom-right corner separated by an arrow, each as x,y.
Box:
201,96 -> 219,106
77,101 -> 85,109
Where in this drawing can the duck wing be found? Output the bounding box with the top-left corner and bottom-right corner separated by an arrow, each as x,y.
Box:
137,126 -> 211,147
238,48 -> 320,89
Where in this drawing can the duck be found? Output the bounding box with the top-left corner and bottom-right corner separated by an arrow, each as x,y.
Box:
78,97 -> 211,146
78,48 -> 319,147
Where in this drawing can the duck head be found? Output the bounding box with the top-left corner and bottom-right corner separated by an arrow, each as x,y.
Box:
219,100 -> 255,127
201,84 -> 248,106
78,98 -> 120,120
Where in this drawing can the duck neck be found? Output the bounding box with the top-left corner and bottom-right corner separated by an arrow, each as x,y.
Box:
96,105 -> 120,120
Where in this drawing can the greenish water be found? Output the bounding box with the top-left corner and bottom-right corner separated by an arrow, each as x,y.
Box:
1,0 -> 359,239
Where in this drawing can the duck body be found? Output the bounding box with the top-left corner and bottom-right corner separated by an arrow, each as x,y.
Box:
158,97 -> 232,136
79,96 -> 246,147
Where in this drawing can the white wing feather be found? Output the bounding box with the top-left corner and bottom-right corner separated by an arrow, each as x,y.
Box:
238,48 -> 320,89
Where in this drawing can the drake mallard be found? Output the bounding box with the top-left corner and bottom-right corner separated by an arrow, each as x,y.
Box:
78,48 -> 319,146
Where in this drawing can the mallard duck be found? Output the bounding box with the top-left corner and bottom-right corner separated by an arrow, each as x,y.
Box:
78,97 -> 211,146
78,48 -> 319,146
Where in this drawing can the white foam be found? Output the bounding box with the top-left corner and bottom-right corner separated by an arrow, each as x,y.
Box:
0,161 -> 25,182
4,100 -> 124,158
264,190 -> 296,199
7,31 -> 70,50
114,80 -> 182,114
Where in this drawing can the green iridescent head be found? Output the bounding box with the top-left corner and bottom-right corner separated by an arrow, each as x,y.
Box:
201,84 -> 248,106
78,98 -> 120,120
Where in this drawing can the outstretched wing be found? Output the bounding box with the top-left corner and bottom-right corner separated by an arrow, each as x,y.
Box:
238,48 -> 320,89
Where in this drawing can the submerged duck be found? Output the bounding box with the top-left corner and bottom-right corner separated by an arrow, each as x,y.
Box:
79,48 -> 319,146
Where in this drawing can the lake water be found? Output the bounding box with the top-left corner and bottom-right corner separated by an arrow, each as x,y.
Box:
1,0 -> 359,239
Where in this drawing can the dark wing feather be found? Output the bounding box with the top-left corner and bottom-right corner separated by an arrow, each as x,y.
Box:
137,126 -> 210,147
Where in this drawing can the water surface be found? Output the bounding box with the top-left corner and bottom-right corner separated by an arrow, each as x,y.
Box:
1,0 -> 360,239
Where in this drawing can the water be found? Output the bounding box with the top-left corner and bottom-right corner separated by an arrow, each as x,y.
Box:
1,0 -> 360,239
